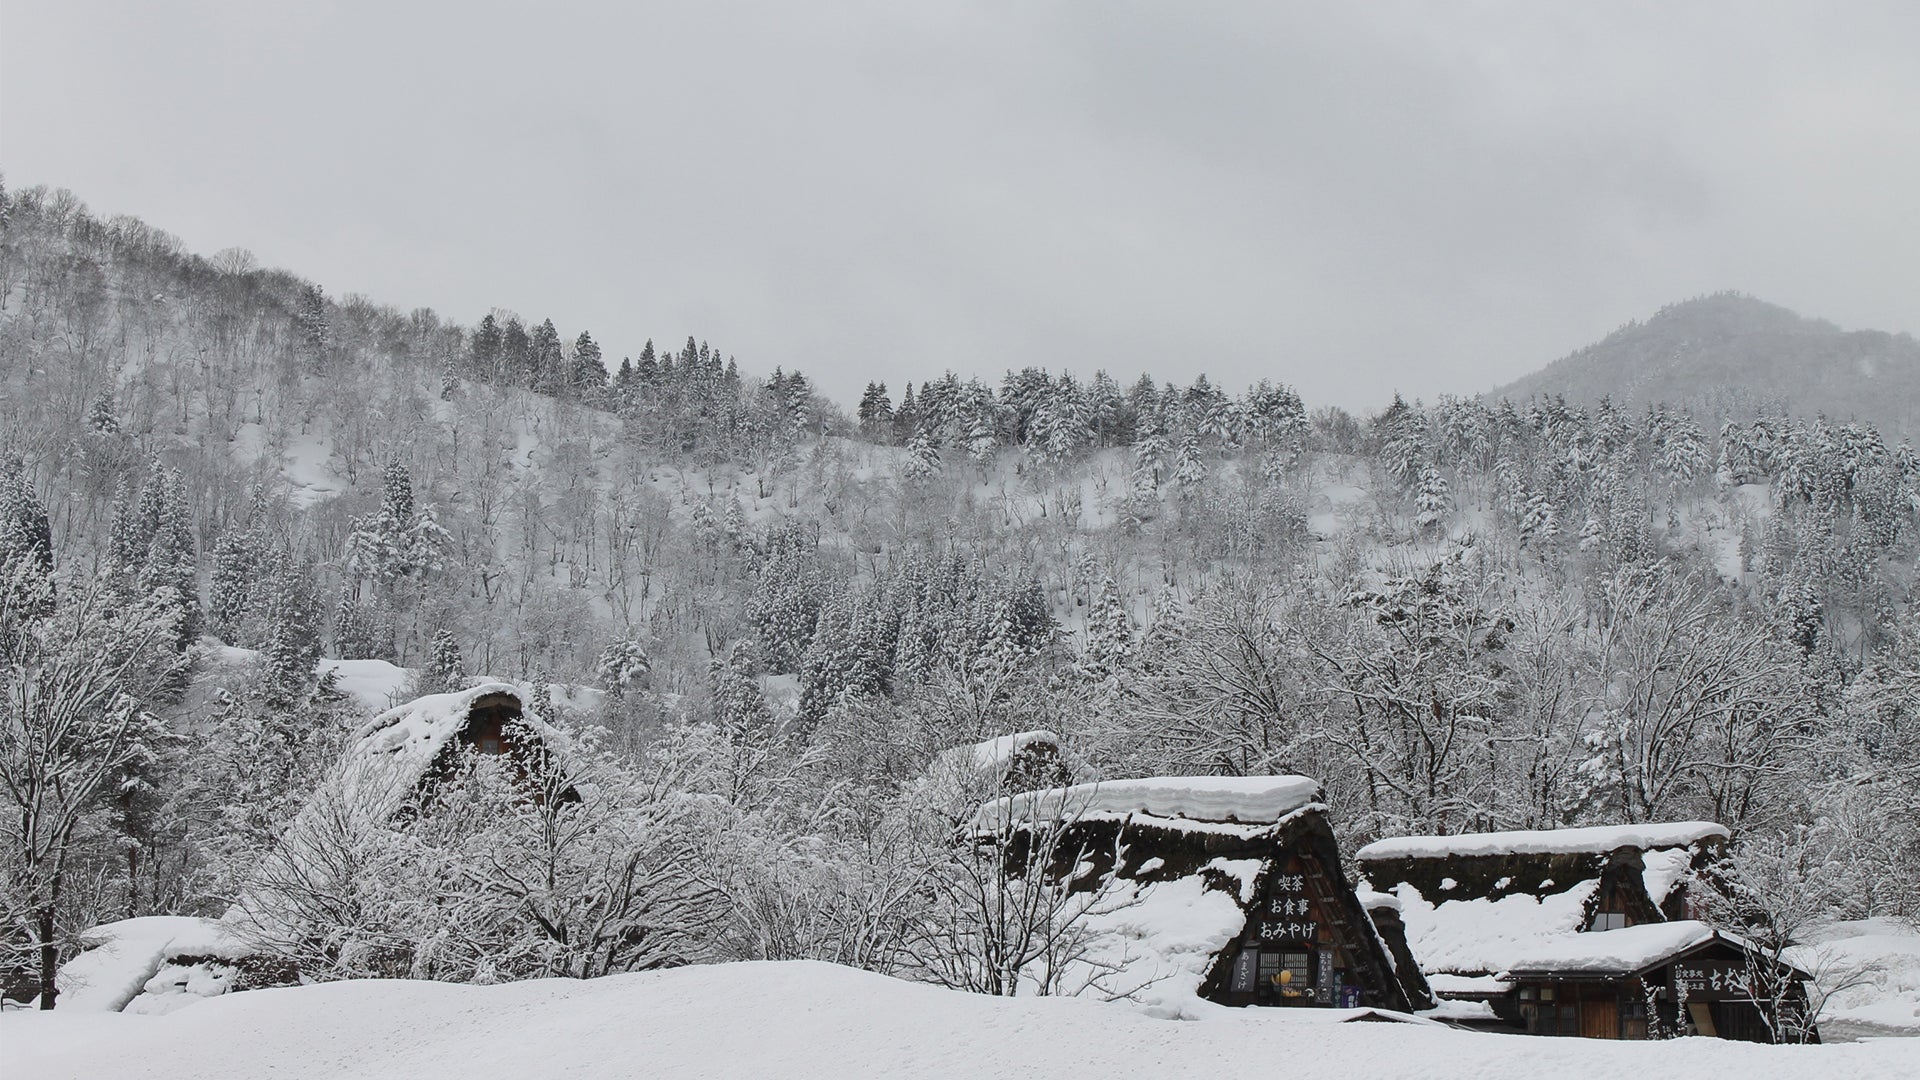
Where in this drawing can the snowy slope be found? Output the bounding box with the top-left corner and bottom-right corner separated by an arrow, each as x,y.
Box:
6,961 -> 1916,1080
1792,919 -> 1920,1040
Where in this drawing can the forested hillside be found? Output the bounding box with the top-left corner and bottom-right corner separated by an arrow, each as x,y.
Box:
1492,293 -> 1920,439
3,180 -> 1918,1000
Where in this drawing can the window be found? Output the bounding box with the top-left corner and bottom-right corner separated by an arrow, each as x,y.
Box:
1257,949 -> 1313,1003
1589,911 -> 1629,931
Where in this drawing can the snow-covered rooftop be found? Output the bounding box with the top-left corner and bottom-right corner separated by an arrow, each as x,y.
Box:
1384,879 -> 1600,976
1356,822 -> 1729,862
1425,973 -> 1512,998
1502,921 -> 1723,977
974,775 -> 1323,833
56,916 -> 249,1013
326,682 -> 568,815
943,730 -> 1059,773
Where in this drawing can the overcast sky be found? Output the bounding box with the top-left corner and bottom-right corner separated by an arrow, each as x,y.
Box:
4,2 -> 1917,411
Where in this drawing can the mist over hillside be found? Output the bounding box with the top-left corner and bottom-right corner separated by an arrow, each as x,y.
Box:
2,180 -> 1918,1036
1493,294 -> 1920,438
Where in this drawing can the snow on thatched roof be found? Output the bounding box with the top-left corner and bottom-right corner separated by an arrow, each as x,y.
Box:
1501,920 -> 1728,978
55,916 -> 249,1013
973,775 -> 1324,835
331,681 -> 565,817
1355,886 -> 1403,913
1355,822 -> 1728,862
1385,879 -> 1602,977
939,730 -> 1059,775
227,683 -> 567,941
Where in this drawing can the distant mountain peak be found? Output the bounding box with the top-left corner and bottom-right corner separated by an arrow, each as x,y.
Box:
1492,294 -> 1918,436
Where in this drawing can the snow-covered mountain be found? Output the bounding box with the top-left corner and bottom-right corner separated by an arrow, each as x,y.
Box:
1492,294 -> 1920,439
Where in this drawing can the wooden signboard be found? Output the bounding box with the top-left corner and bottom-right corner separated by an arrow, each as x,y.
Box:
1260,870 -> 1318,942
1230,948 -> 1258,992
1671,961 -> 1755,1001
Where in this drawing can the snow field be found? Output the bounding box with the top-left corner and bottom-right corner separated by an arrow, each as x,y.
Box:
7,960 -> 1916,1080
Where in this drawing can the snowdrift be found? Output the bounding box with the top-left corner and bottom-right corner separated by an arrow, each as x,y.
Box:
7,961 -> 1917,1080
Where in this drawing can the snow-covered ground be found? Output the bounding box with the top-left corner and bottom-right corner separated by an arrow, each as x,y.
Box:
1795,919 -> 1920,1041
6,961 -> 1914,1080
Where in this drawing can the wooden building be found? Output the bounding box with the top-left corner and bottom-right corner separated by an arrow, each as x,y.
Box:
976,776 -> 1428,1014
1356,822 -> 1816,1042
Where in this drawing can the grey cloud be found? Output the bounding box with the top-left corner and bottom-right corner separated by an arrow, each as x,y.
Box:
4,0 -> 1915,410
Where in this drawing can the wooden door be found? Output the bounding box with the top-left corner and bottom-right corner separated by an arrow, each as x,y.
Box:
1580,994 -> 1620,1039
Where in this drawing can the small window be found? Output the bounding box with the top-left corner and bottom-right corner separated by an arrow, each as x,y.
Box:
1589,911 -> 1629,932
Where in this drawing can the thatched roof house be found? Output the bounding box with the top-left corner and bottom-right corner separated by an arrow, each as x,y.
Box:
1356,822 -> 1815,1042
59,684 -> 571,1014
976,775 -> 1428,1016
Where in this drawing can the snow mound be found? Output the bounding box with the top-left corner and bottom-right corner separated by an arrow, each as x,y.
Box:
8,960 -> 1918,1080
1355,886 -> 1402,913
1356,822 -> 1728,861
1070,874 -> 1249,1017
317,657 -> 412,713
54,917 -> 247,1013
1640,846 -> 1696,908
976,775 -> 1323,832
1501,921 -> 1722,977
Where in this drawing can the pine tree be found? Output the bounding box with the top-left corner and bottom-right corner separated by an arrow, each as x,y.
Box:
86,394 -> 119,435
1079,577 -> 1136,681
527,318 -> 564,392
528,668 -> 555,724
0,465 -> 53,574
1132,426 -> 1171,491
745,538 -> 823,673
903,432 -> 943,480
259,551 -> 322,707
501,317 -> 531,385
710,642 -> 776,801
857,382 -> 894,441
422,629 -> 465,694
471,313 -> 503,379
382,460 -> 414,525
1172,432 -> 1207,496
208,527 -> 262,642
295,284 -> 330,373
572,331 -> 606,391
332,594 -> 380,660
1415,462 -> 1452,533
894,384 -> 918,443
597,639 -> 651,697
119,464 -> 201,648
